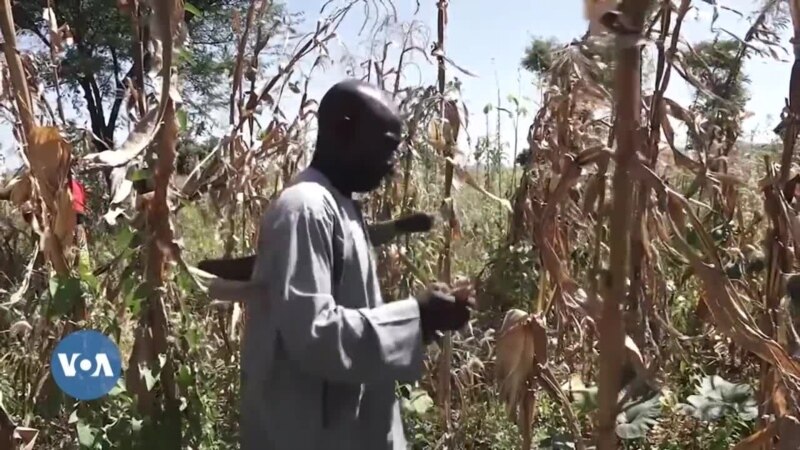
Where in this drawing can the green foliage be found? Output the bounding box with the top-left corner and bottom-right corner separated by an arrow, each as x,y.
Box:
479,242 -> 540,311
402,387 -> 522,449
521,37 -> 561,75
616,393 -> 663,440
682,39 -> 750,120
12,0 -> 289,141
682,375 -> 758,422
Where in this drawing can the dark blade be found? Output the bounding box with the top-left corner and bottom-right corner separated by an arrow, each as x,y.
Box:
197,255 -> 256,281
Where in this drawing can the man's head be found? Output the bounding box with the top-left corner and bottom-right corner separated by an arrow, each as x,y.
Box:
311,79 -> 403,194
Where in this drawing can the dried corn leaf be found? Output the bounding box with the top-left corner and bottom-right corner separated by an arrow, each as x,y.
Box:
537,367 -> 586,450
582,175 -> 603,215
665,201 -> 800,378
496,309 -> 546,413
625,335 -> 649,380
446,156 -> 513,212
83,106 -> 161,167
2,242 -> 39,308
427,119 -> 447,154
53,188 -> 75,250
110,166 -> 133,206
28,127 -> 71,202
444,99 -> 460,144
13,426 -> 38,450
7,174 -> 32,206
43,228 -> 69,275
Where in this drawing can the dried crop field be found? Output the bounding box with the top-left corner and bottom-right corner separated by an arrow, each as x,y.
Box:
1,0 -> 800,449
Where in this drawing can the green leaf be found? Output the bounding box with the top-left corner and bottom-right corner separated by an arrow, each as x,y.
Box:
177,365 -> 192,387
68,410 -> 79,424
108,382 -> 126,397
616,392 -> 662,440
681,375 -> 756,422
114,226 -> 135,250
49,275 -> 82,318
78,254 -> 99,294
125,283 -> 148,316
177,109 -> 188,131
77,421 -> 96,447
184,2 -> 202,16
129,169 -> 150,183
401,389 -> 433,416
130,417 -> 143,432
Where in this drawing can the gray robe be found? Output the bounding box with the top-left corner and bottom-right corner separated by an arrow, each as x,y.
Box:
240,166 -> 425,450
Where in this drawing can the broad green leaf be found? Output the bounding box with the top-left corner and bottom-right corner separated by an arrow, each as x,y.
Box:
77,421 -> 96,447
68,410 -> 79,424
616,392 -> 662,440
114,226 -> 135,250
681,375 -> 756,422
48,275 -> 82,317
401,389 -> 433,416
108,382 -> 126,397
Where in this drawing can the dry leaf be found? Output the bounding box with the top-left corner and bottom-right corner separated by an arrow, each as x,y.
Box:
7,174 -> 32,206
8,320 -> 32,338
83,106 -> 161,167
28,127 -> 71,203
53,188 -> 76,251
446,156 -> 513,213
496,309 -> 547,412
13,426 -> 38,450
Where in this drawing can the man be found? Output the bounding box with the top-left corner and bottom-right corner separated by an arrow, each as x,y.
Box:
234,79 -> 472,450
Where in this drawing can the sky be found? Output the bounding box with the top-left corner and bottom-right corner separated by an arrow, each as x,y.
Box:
0,0 -> 793,171
289,0 -> 791,157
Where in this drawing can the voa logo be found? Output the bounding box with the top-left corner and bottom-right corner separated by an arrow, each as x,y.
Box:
51,330 -> 122,401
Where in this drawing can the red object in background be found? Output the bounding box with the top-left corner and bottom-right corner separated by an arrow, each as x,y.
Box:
69,179 -> 86,215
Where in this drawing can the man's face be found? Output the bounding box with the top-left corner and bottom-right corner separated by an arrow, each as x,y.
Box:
347,115 -> 403,192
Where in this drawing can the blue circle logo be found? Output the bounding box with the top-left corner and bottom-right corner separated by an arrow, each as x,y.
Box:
50,330 -> 122,400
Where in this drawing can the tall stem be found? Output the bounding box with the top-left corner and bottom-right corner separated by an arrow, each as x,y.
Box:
0,0 -> 34,139
434,0 -> 454,433
597,1 -> 652,449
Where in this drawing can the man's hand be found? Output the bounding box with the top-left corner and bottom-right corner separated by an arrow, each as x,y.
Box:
415,282 -> 475,343
187,265 -> 260,308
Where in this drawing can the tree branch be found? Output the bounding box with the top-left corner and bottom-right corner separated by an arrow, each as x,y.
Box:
80,76 -> 103,141
89,76 -> 107,135
111,46 -> 122,86
106,65 -> 136,140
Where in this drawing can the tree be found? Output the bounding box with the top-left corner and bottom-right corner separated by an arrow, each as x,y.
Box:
12,0 -> 289,152
521,36 -> 560,75
683,38 -> 750,120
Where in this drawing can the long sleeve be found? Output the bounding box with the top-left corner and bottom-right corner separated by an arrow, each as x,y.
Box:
254,192 -> 424,385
